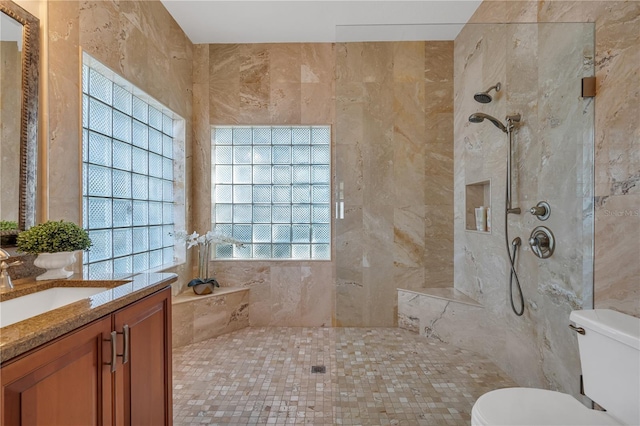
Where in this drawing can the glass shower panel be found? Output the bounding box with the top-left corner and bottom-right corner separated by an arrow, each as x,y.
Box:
334,24 -> 461,327
333,23 -> 595,331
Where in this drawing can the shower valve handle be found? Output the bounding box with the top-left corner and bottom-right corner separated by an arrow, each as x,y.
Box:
528,226 -> 555,259
529,234 -> 549,249
530,206 -> 546,216
529,201 -> 551,221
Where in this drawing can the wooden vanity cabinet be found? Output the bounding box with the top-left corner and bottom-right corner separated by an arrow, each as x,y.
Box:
0,286 -> 172,426
113,287 -> 173,425
0,316 -> 113,425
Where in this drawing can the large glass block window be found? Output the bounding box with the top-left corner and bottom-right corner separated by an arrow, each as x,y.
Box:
212,126 -> 331,260
82,55 -> 177,278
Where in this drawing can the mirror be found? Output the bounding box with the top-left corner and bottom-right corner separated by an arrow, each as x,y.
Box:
0,0 -> 39,237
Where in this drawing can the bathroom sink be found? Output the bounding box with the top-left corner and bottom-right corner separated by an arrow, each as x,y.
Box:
0,287 -> 108,328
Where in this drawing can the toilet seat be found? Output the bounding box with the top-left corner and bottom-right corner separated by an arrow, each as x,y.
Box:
471,388 -> 622,426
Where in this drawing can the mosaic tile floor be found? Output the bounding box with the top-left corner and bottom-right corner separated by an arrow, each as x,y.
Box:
173,327 -> 516,425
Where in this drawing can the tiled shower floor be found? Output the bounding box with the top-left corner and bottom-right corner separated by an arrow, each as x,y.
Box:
173,327 -> 515,425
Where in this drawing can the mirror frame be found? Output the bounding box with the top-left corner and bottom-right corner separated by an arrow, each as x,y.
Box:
0,0 -> 39,231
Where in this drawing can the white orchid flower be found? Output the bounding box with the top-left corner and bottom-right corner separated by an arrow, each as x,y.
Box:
173,229 -> 242,249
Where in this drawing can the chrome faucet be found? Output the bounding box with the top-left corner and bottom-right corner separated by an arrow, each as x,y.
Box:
0,248 -> 22,290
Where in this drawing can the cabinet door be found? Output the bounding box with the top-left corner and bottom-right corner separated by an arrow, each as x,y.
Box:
0,316 -> 113,426
113,287 -> 172,426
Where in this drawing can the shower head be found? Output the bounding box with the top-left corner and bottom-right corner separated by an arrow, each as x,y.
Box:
474,82 -> 501,104
468,112 -> 508,133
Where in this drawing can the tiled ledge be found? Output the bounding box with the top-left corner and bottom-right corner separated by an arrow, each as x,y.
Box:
398,288 -> 486,336
397,287 -> 483,308
398,288 -> 500,363
172,287 -> 249,348
172,286 -> 248,305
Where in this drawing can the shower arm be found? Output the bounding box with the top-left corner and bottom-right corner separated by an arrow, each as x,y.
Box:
506,115 -> 521,215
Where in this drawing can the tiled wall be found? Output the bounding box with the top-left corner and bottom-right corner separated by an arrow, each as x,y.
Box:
442,0 -> 639,397
469,0 -> 639,317
453,21 -> 595,394
334,42 -> 454,326
172,288 -> 249,348
195,42 -> 454,327
45,0 -> 193,290
192,44 -> 336,327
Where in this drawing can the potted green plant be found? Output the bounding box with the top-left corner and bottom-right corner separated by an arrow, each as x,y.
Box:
17,220 -> 92,280
0,220 -> 18,231
0,220 -> 19,246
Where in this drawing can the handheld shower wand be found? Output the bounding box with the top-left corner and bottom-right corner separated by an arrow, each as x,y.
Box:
468,112 -> 524,316
468,112 -> 508,133
467,113 -> 522,213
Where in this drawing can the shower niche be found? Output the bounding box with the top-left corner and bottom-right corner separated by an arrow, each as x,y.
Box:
465,180 -> 491,233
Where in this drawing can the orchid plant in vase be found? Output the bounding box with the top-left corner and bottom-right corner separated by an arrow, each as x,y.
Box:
173,229 -> 243,295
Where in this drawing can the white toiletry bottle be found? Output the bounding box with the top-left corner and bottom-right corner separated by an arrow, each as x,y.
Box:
475,206 -> 486,232
486,207 -> 491,232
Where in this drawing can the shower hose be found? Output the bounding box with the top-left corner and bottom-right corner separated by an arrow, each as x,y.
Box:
505,189 -> 525,316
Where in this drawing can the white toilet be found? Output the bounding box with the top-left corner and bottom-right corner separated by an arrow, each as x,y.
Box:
472,309 -> 640,425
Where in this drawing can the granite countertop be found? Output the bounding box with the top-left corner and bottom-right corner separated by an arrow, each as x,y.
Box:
0,273 -> 177,364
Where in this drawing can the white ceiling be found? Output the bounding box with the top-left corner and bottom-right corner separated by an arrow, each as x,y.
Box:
160,1 -> 483,44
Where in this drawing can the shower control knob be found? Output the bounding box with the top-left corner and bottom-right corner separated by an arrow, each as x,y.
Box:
529,226 -> 555,259
529,201 -> 551,221
529,234 -> 549,249
530,206 -> 546,216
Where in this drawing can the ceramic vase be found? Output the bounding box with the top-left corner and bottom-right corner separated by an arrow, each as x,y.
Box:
188,242 -> 219,295
34,251 -> 76,280
198,242 -> 210,280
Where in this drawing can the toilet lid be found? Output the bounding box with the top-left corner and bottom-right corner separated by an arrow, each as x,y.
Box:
471,388 -> 623,426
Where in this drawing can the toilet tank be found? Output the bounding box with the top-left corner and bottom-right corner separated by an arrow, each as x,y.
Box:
570,309 -> 640,425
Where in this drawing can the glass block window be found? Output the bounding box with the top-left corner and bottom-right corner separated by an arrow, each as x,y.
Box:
82,56 -> 177,278
212,126 -> 331,260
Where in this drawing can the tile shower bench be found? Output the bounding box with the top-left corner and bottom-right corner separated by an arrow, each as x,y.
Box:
172,287 -> 249,348
397,288 -> 497,350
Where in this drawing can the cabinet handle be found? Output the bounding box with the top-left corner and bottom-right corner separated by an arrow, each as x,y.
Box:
108,326 -> 130,370
122,324 -> 130,365
105,331 -> 117,373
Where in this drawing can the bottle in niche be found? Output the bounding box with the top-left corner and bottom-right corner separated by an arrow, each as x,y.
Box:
475,206 -> 486,232
486,207 -> 491,232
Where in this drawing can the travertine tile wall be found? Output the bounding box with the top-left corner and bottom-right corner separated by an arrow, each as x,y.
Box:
446,0 -> 639,398
195,42 -> 454,327
45,0 -> 193,289
172,288 -> 249,348
193,44 -> 336,327
470,0 -> 640,315
334,42 -> 454,326
454,20 -> 595,395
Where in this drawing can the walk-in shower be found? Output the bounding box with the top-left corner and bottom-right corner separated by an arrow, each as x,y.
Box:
333,21 -> 595,336
468,112 -> 524,316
